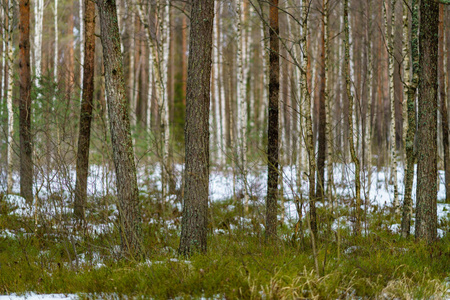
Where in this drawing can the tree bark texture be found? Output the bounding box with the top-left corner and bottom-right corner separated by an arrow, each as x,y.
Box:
98,0 -> 142,256
19,0 -> 33,203
401,0 -> 418,237
266,0 -> 279,239
316,1 -> 326,204
344,0 -> 361,234
439,4 -> 450,202
74,0 -> 96,223
179,0 -> 214,255
302,0 -> 317,236
415,0 -> 438,243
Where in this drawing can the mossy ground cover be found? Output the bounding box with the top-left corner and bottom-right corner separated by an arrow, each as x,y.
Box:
1,194 -> 450,299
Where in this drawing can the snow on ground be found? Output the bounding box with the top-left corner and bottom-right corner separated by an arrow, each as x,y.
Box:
2,163 -> 450,235
0,164 -> 450,219
2,163 -> 450,298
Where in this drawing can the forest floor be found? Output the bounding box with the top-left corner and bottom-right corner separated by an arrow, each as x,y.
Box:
1,163 -> 450,299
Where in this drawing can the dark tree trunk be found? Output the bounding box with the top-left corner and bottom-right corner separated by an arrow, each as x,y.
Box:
74,0 -> 96,223
98,0 -> 141,257
178,0 -> 214,256
266,0 -> 279,239
19,0 -> 33,203
316,8 -> 326,204
415,0 -> 438,243
439,4 -> 450,203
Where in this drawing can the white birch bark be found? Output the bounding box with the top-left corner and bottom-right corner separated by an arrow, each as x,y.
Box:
212,1 -> 222,165
129,11 -> 136,130
33,0 -> 44,91
159,0 -> 170,198
384,0 -> 399,210
54,0 -> 58,82
219,6 -> 226,166
79,0 -> 84,101
6,0 -> 14,193
324,0 -> 333,206
1,6 -> 5,108
401,0 -> 409,163
236,0 -> 249,211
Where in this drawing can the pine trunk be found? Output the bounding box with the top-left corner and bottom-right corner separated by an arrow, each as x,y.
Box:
74,0 -> 96,223
98,0 -> 142,256
439,4 -> 450,203
415,0 -> 438,243
19,0 -> 33,203
178,0 -> 214,255
266,0 -> 279,239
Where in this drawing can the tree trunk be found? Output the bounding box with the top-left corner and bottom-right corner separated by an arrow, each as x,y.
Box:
266,0 -> 279,239
384,0 -> 399,211
415,0 -> 438,243
33,0 -> 43,90
236,0 -> 249,212
98,0 -> 142,256
178,0 -> 214,256
439,4 -> 450,203
74,0 -> 96,223
364,0 -> 373,204
302,0 -> 317,236
344,0 -> 361,234
213,3 -> 222,166
19,0 -> 33,203
401,0 -> 418,238
316,0 -> 326,206
6,0 -> 14,194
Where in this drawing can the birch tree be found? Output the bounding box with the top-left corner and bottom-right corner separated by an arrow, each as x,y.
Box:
5,0 -> 13,194
302,0 -> 317,236
33,0 -> 43,91
236,0 -> 249,212
384,0 -> 399,211
344,0 -> 361,234
401,0 -> 418,237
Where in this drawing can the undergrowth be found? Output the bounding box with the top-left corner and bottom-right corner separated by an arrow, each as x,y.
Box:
1,194 -> 450,299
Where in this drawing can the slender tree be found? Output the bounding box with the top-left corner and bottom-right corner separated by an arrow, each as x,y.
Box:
6,0 -> 13,194
179,0 -> 214,255
266,0 -> 279,239
344,0 -> 361,234
74,0 -> 96,223
302,0 -> 317,236
316,0 -> 327,206
19,0 -> 33,203
384,0 -> 399,211
98,0 -> 142,256
415,0 -> 439,243
401,0 -> 418,237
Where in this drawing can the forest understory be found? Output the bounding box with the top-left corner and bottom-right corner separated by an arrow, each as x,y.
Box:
2,163 -> 450,299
